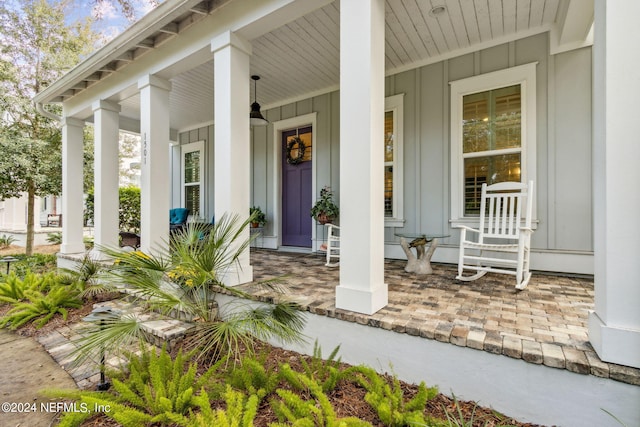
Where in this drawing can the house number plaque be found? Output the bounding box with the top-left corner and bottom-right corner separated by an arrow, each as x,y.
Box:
143,133 -> 148,165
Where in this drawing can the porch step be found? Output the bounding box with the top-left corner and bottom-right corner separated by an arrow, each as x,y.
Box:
36,298 -> 194,390
93,299 -> 196,350
116,283 -> 219,323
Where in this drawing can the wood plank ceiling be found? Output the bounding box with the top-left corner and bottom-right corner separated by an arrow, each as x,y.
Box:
119,0 -> 562,131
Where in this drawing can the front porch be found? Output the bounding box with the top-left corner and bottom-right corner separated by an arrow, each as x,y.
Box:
244,249 -> 635,383
224,249 -> 639,427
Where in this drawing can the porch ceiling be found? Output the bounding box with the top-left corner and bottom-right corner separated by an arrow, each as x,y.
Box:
47,0 -> 588,132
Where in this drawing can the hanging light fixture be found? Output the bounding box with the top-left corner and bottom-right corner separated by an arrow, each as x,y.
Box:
250,75 -> 268,126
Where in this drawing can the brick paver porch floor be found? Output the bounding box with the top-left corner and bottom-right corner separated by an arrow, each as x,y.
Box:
240,249 -> 639,386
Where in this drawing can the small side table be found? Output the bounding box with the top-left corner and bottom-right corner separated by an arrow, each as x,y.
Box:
395,233 -> 449,274
249,226 -> 263,248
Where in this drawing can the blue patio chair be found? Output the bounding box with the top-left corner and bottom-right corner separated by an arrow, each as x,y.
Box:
169,208 -> 189,231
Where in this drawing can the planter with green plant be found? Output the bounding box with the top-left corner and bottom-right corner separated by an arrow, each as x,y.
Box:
310,186 -> 339,224
249,206 -> 267,228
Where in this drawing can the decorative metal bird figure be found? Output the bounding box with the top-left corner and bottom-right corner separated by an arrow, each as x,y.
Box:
409,236 -> 427,248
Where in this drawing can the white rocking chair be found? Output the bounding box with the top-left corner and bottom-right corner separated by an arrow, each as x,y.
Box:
322,223 -> 340,267
455,181 -> 534,290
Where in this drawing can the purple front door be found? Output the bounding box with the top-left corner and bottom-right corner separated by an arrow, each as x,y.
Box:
282,127 -> 312,247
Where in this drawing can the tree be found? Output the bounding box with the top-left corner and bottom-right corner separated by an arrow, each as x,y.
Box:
119,131 -> 141,187
0,0 -> 98,255
93,0 -> 159,23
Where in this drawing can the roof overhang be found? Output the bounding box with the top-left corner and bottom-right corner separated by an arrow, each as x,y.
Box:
34,0 -> 221,106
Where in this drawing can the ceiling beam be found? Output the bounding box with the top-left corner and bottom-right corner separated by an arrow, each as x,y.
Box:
190,2 -> 209,14
159,22 -> 179,34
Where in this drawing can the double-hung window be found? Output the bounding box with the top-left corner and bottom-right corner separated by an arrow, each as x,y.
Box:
384,94 -> 404,227
450,63 -> 537,223
181,141 -> 204,219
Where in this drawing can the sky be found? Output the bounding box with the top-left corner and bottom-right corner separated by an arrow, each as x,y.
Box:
65,0 -> 161,43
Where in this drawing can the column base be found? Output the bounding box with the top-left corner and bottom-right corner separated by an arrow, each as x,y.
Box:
60,243 -> 86,254
88,248 -> 113,261
589,310 -> 640,368
336,283 -> 388,315
220,263 -> 253,287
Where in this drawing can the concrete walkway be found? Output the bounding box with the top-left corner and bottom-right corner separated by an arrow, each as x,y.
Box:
0,329 -> 76,427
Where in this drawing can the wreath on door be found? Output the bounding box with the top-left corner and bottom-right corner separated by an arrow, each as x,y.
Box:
286,136 -> 306,165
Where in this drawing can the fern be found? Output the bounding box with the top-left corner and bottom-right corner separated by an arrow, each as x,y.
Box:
0,272 -> 61,303
273,364 -> 372,427
298,340 -> 352,392
183,385 -> 259,427
0,273 -> 27,303
354,365 -> 438,427
51,345 -> 223,426
0,284 -> 81,329
227,355 -> 280,400
0,272 -> 82,330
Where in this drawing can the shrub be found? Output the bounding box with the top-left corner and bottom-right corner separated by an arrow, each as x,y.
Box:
53,345 -> 223,427
272,364 -> 371,427
46,232 -> 62,245
353,365 -> 438,427
0,272 -> 61,303
226,355 -> 280,400
84,190 -> 94,226
298,341 -> 349,392
60,254 -> 114,300
0,282 -> 81,329
184,385 -> 259,427
74,214 -> 306,366
0,273 -> 28,303
0,234 -> 16,248
12,253 -> 58,276
119,186 -> 141,233
85,186 -> 141,232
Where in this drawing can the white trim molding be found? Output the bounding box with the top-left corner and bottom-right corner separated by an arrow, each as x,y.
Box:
384,93 -> 405,227
271,112 -> 318,250
180,140 -> 205,219
449,62 -> 538,225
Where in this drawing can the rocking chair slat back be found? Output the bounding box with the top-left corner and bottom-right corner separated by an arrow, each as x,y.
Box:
481,182 -> 530,240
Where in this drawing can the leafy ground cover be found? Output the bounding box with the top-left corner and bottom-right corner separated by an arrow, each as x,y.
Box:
1,245 -> 546,426
43,339 -> 543,427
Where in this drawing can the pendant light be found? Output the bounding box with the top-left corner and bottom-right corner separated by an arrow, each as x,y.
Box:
250,75 -> 268,126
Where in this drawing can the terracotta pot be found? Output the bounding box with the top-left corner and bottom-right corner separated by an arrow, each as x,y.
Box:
251,222 -> 260,228
317,213 -> 333,225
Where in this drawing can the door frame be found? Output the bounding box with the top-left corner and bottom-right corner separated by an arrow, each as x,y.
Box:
271,112 -> 317,249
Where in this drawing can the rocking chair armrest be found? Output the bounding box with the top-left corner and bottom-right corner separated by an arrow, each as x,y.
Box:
453,225 -> 480,233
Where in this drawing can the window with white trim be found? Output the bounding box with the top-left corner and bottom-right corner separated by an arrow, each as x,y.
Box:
450,63 -> 537,222
384,93 -> 404,227
181,141 -> 204,219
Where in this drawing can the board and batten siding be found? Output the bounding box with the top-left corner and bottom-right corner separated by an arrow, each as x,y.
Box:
178,32 -> 593,273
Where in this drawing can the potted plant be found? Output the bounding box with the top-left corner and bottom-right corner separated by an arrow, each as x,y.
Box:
249,206 -> 267,228
310,186 -> 339,224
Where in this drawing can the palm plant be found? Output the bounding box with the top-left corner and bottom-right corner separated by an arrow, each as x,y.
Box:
60,254 -> 115,300
72,213 -> 306,366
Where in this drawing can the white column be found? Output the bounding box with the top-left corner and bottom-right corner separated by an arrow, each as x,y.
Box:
60,117 -> 86,254
138,75 -> 171,253
211,31 -> 253,285
589,0 -> 640,369
335,0 -> 388,314
92,101 -> 121,256
5,197 -> 25,230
